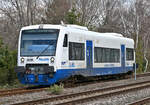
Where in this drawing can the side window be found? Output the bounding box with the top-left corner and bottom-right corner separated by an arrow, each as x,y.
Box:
69,42 -> 85,60
63,34 -> 68,47
94,47 -> 102,62
94,47 -> 120,63
114,49 -> 120,62
126,48 -> 134,60
110,49 -> 115,62
105,48 -> 110,62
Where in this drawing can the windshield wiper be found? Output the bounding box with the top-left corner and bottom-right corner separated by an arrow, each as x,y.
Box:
36,44 -> 52,59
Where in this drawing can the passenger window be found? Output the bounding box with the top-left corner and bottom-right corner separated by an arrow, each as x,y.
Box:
126,48 -> 134,60
69,42 -> 85,60
94,47 -> 120,63
63,34 -> 68,47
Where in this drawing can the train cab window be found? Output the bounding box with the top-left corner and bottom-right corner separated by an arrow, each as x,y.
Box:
63,34 -> 68,47
69,42 -> 85,60
126,48 -> 134,60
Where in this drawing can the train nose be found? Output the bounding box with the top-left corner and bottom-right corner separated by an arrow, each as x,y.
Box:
26,74 -> 35,83
25,74 -> 48,83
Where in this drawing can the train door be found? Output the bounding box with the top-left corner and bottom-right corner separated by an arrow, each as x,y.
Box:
86,41 -> 93,68
121,45 -> 125,71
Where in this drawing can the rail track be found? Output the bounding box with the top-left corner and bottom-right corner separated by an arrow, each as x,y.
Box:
0,72 -> 150,99
127,97 -> 150,105
0,86 -> 47,97
136,72 -> 150,77
11,80 -> 150,105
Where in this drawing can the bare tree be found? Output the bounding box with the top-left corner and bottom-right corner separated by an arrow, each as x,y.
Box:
44,0 -> 70,24
73,0 -> 102,28
97,0 -> 121,32
0,0 -> 44,48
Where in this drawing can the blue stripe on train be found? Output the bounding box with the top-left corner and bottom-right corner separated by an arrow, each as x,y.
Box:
18,66 -> 134,85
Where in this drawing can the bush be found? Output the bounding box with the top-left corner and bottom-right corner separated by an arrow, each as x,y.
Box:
0,37 -> 17,86
48,84 -> 64,95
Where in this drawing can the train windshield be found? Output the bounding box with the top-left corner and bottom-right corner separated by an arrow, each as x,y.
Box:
20,29 -> 59,56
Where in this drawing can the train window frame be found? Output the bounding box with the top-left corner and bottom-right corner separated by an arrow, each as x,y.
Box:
20,29 -> 59,56
63,34 -> 68,47
94,47 -> 120,63
69,42 -> 85,60
126,48 -> 134,61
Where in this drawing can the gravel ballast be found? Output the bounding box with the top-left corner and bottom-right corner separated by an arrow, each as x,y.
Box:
81,87 -> 150,105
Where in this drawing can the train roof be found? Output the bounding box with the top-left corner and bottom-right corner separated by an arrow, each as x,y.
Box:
21,24 -> 134,44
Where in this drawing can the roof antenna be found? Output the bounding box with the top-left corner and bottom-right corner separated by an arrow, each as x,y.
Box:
61,21 -> 67,27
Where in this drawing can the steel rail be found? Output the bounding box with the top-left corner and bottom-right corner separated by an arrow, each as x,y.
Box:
127,97 -> 150,105
0,87 -> 47,97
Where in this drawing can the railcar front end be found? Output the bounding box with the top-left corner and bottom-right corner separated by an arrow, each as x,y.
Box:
15,25 -> 63,85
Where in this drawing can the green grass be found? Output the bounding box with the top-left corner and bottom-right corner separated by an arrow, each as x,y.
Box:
48,84 -> 64,95
0,80 -> 26,89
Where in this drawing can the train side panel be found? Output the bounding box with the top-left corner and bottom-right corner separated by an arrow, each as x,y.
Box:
56,28 -> 135,79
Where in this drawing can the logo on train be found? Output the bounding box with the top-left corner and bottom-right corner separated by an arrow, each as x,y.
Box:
38,58 -> 49,61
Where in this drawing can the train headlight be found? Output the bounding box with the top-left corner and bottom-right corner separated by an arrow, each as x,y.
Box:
21,58 -> 24,63
50,57 -> 55,63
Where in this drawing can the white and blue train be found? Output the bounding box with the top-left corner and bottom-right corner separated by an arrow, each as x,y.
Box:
15,24 -> 135,85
